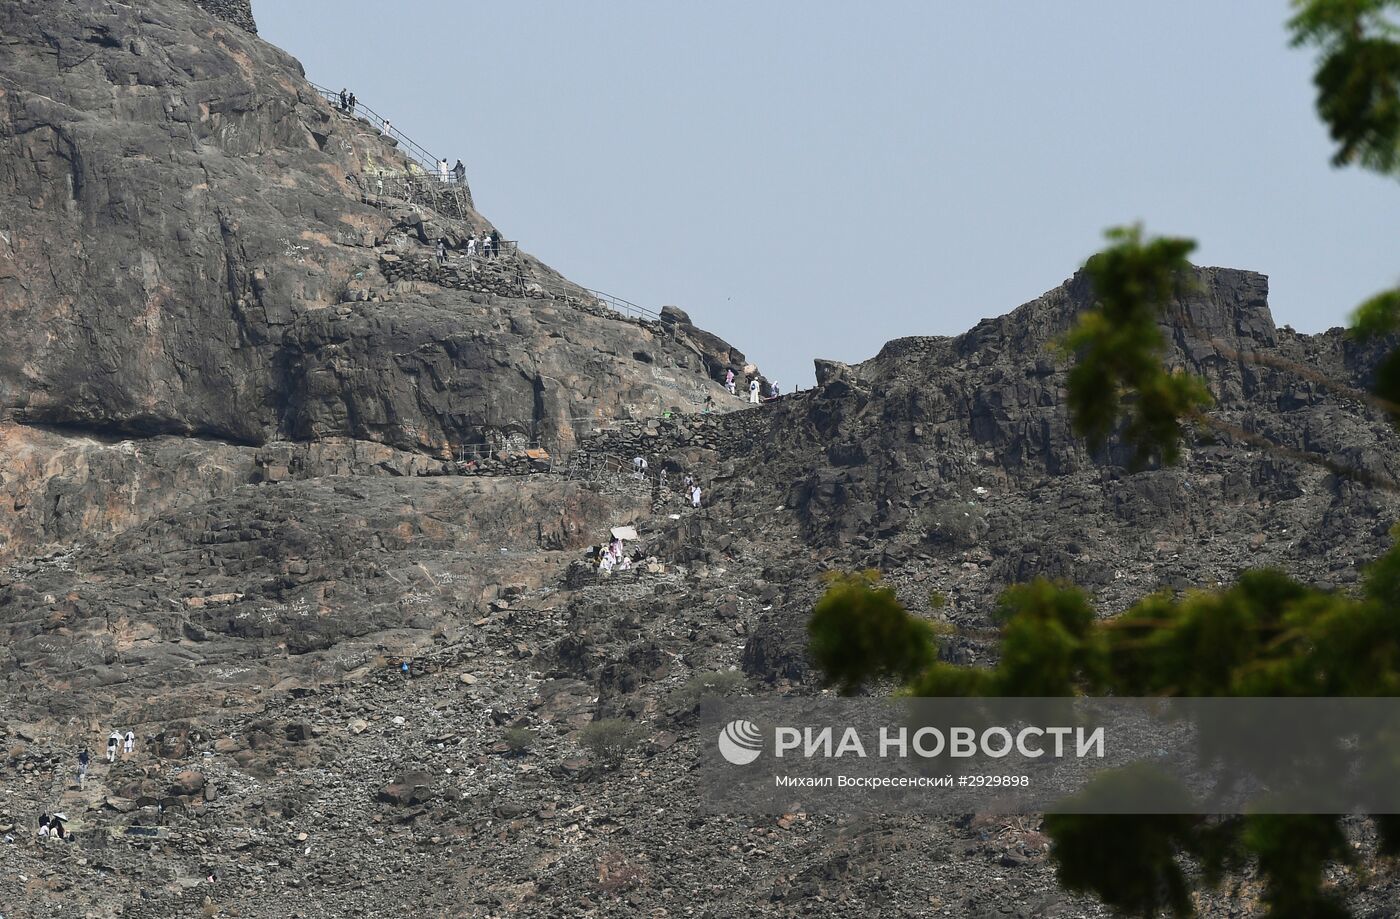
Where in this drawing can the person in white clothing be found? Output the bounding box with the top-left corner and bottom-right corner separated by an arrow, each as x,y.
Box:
123,731 -> 135,755
106,730 -> 121,763
438,158 -> 450,181
690,485 -> 702,508
466,234 -> 478,257
748,379 -> 760,404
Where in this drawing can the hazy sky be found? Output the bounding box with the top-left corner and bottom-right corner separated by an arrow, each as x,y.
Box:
260,1 -> 1399,388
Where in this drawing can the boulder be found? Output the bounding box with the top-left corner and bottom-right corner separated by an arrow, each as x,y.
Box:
377,771 -> 434,807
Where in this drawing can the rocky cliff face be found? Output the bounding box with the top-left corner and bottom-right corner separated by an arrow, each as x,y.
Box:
2,3 -> 1398,918
0,0 -> 747,561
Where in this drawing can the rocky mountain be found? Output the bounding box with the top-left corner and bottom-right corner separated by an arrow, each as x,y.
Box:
0,0 -> 752,564
2,2 -> 1397,918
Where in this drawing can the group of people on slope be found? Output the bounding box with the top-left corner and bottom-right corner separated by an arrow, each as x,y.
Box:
596,533 -> 640,574
434,231 -> 505,266
437,158 -> 467,184
466,231 -> 503,258
75,730 -> 136,788
724,368 -> 780,403
36,812 -> 68,841
106,729 -> 136,762
334,88 -> 468,187
633,456 -> 703,508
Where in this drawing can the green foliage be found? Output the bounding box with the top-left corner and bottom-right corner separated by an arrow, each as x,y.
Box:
579,718 -> 644,767
670,669 -> 748,709
1350,287 -> 1400,338
1059,225 -> 1213,467
807,571 -> 938,695
1244,814 -> 1354,919
993,579 -> 1106,695
806,4 -> 1400,915
1045,768 -> 1204,919
1289,0 -> 1400,174
904,579 -> 1106,697
502,726 -> 534,754
807,541 -> 1400,916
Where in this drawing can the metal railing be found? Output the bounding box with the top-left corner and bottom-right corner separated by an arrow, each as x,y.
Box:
454,440 -> 554,465
438,240 -> 521,260
308,81 -> 465,192
582,288 -> 663,323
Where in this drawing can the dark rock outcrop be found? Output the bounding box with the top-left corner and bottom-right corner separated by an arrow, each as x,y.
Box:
192,0 -> 256,32
0,0 -> 749,561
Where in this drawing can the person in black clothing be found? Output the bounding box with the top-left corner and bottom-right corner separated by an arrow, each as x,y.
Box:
338,88 -> 347,110
347,92 -> 357,111
452,159 -> 466,184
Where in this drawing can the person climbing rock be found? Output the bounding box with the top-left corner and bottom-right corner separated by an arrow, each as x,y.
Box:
452,159 -> 466,184
767,379 -> 780,399
348,92 -> 357,111
436,237 -> 448,266
466,233 -> 478,258
690,484 -> 702,508
338,87 -> 347,110
107,730 -> 121,763
123,730 -> 135,756
724,368 -> 735,395
77,750 -> 89,788
748,378 -> 760,404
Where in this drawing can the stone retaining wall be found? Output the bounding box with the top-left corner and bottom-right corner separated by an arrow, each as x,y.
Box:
374,254 -> 667,331
192,0 -> 256,32
576,403 -> 787,468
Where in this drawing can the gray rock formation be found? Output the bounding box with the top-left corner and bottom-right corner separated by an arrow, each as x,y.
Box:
0,0 -> 749,561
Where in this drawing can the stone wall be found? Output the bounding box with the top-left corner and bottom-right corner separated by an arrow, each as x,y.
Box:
576,404 -> 781,468
374,254 -> 670,329
192,0 -> 256,32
